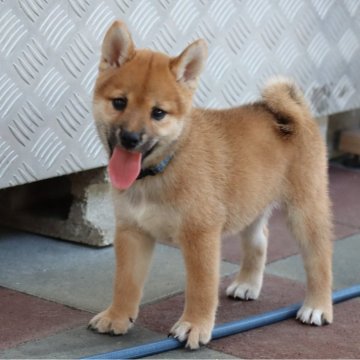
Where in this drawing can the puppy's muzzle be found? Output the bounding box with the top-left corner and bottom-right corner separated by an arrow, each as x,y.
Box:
108,127 -> 158,158
120,129 -> 142,150
108,127 -> 143,153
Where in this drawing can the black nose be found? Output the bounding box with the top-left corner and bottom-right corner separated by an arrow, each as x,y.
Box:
120,130 -> 141,150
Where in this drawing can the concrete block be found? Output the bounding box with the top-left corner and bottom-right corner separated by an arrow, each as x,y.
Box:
0,168 -> 114,246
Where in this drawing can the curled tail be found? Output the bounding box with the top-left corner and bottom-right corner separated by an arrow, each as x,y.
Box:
261,77 -> 312,136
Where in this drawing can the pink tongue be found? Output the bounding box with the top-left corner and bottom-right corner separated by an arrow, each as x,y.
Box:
108,147 -> 142,190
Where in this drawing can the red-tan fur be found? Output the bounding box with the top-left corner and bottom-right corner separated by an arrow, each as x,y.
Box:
89,21 -> 333,349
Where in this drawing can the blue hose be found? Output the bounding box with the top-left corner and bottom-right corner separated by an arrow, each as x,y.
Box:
83,284 -> 360,359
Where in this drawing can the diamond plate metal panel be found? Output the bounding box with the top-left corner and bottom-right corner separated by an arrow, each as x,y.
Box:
1,0 -> 360,189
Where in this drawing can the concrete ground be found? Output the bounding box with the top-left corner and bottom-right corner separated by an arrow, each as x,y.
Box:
0,164 -> 360,359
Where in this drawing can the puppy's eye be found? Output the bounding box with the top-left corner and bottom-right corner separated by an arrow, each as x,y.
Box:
112,98 -> 127,111
151,107 -> 167,121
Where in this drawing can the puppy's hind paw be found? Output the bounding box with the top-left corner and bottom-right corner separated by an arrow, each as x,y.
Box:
296,305 -> 333,326
226,281 -> 260,300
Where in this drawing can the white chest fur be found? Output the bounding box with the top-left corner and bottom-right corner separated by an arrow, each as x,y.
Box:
113,188 -> 180,243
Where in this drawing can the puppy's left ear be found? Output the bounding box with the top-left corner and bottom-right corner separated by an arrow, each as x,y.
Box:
170,39 -> 208,90
99,20 -> 135,71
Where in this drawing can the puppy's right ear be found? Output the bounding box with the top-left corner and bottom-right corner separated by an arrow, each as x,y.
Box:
99,21 -> 135,71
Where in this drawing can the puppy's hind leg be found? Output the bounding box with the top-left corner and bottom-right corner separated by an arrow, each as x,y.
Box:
226,211 -> 270,301
286,192 -> 333,326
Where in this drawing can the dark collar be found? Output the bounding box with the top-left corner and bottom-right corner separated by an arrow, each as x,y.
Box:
137,155 -> 173,180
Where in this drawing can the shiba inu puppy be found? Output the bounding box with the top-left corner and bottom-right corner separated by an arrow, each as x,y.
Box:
88,21 -> 333,349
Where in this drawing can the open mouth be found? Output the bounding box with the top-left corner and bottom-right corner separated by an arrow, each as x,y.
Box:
142,141 -> 158,161
107,140 -> 159,190
107,132 -> 158,158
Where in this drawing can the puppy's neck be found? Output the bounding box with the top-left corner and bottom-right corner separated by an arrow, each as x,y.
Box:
137,154 -> 173,180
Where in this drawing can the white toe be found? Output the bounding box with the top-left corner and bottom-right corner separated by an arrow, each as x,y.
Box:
226,281 -> 260,300
171,321 -> 191,342
297,306 -> 326,326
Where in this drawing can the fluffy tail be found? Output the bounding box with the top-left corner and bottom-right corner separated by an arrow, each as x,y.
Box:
261,76 -> 312,136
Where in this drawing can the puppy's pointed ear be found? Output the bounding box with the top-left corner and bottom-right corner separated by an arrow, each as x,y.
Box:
100,21 -> 135,70
170,40 -> 207,90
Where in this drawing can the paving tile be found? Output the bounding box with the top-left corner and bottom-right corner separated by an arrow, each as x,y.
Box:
139,274 -> 359,359
0,287 -> 90,351
209,298 -> 360,359
210,271 -> 360,359
0,324 -> 161,359
329,165 -> 360,229
266,233 -> 360,289
0,323 -> 235,360
334,222 -> 360,240
146,347 -> 236,359
0,228 -> 237,313
139,274 -> 306,336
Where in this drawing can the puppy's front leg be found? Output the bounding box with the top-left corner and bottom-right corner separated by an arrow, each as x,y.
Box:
170,225 -> 221,349
89,226 -> 155,335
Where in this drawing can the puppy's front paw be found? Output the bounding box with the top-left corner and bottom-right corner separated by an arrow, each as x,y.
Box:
88,308 -> 134,335
169,319 -> 213,349
296,304 -> 333,326
226,280 -> 261,300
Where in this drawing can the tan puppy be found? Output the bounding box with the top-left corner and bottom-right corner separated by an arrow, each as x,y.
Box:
89,21 -> 333,349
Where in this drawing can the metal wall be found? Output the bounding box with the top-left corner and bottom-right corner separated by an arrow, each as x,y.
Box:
1,0 -> 360,189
